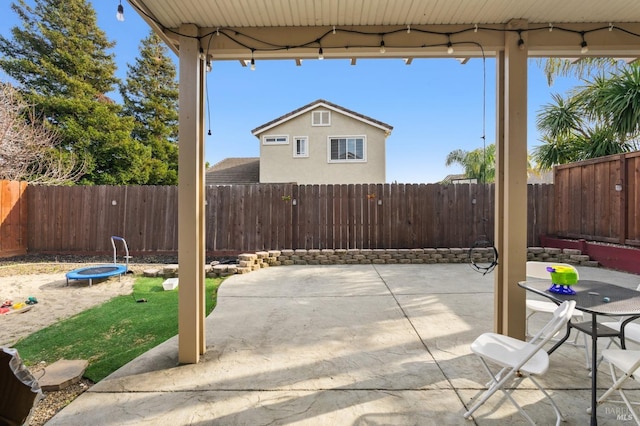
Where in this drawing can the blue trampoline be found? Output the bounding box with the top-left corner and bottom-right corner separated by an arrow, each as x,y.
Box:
66,236 -> 131,286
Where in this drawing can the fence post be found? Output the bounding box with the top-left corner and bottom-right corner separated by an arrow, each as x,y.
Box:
0,181 -> 28,258
619,154 -> 627,245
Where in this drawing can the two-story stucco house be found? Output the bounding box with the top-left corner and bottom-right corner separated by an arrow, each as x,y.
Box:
251,99 -> 393,184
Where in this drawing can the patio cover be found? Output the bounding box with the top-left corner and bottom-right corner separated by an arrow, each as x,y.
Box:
128,0 -> 640,364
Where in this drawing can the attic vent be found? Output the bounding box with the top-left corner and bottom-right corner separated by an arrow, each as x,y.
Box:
312,110 -> 330,126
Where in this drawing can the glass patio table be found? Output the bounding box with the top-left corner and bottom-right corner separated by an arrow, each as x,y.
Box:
519,279 -> 640,426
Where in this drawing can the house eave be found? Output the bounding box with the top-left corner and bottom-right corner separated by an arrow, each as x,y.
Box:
251,100 -> 393,137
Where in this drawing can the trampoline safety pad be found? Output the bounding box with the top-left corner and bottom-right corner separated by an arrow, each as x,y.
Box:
65,265 -> 127,287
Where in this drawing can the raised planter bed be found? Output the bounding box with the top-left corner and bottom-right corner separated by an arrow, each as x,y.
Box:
540,236 -> 640,275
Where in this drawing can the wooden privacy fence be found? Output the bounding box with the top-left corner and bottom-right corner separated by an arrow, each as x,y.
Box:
27,185 -> 178,254
211,183 -> 497,251
23,182 -> 555,255
0,180 -> 28,257
7,148 -> 639,257
554,151 -> 640,247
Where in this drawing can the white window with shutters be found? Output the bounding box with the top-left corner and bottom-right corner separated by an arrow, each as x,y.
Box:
312,110 -> 330,126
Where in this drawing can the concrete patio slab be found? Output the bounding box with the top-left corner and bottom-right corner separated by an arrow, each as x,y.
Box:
46,264 -> 640,425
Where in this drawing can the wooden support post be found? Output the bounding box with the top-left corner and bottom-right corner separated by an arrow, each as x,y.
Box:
494,20 -> 529,338
178,24 -> 206,364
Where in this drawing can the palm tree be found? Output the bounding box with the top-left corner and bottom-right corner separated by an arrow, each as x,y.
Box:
533,63 -> 640,170
533,93 -> 589,169
532,135 -> 581,170
578,65 -> 640,139
536,93 -> 586,140
445,144 -> 496,183
538,58 -> 625,86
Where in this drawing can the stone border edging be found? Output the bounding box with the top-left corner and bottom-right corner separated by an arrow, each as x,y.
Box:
142,247 -> 597,279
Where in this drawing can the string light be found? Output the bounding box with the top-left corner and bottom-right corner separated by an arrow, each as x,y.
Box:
518,31 -> 525,50
318,47 -> 324,60
206,58 -> 212,72
128,16 -> 640,64
580,41 -> 588,53
250,49 -> 256,70
580,32 -> 589,54
116,1 -> 124,22
446,34 -> 454,54
199,48 -> 206,61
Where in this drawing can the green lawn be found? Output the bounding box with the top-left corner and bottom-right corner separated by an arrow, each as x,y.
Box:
14,277 -> 223,382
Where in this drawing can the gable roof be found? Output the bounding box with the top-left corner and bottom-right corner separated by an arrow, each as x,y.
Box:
206,158 -> 259,185
251,99 -> 393,136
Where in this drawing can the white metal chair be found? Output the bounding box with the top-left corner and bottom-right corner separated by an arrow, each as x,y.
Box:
596,349 -> 640,425
525,261 -> 590,368
593,284 -> 640,368
464,300 -> 576,425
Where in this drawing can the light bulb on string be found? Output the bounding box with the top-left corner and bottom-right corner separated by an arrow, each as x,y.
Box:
250,50 -> 256,71
318,47 -> 324,60
581,41 -> 588,54
379,39 -> 386,54
580,33 -> 589,54
517,32 -> 525,50
446,34 -> 454,54
116,1 -> 124,21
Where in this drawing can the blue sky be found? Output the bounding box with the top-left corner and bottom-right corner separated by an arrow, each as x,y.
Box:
1,1 -> 584,183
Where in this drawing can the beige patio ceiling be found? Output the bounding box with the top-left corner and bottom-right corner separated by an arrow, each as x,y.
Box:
130,0 -> 640,61
131,0 -> 640,27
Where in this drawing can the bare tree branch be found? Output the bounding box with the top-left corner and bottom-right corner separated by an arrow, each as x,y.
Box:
0,82 -> 85,184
